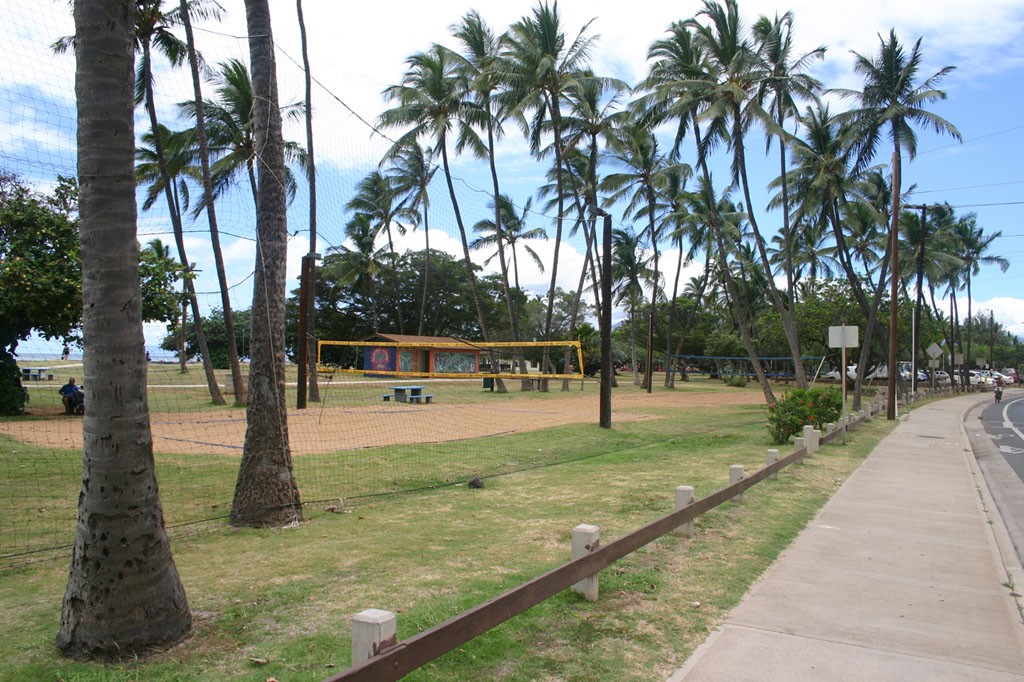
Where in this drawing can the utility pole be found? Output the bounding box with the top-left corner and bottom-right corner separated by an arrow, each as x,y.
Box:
905,203 -> 931,397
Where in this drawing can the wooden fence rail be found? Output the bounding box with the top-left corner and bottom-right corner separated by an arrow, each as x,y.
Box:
323,404 -> 880,682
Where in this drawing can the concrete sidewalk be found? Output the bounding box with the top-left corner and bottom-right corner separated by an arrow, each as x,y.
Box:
669,394 -> 1024,681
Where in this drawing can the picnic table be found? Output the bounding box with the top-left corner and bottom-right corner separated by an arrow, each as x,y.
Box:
383,385 -> 433,404
21,367 -> 53,381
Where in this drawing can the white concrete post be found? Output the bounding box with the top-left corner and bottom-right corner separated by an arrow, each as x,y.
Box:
794,436 -> 806,464
571,523 -> 600,601
826,422 -> 835,436
766,448 -> 779,480
674,485 -> 694,538
352,608 -> 397,664
803,424 -> 821,455
730,464 -> 745,503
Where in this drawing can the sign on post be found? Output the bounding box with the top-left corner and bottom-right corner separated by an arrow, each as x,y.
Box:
828,326 -> 858,444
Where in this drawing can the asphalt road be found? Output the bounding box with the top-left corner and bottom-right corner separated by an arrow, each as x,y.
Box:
970,389 -> 1024,567
979,391 -> 1024,480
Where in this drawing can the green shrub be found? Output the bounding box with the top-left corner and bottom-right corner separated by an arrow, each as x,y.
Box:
766,386 -> 842,444
723,374 -> 748,388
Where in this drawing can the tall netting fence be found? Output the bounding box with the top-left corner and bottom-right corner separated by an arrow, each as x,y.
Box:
0,2 -> 609,568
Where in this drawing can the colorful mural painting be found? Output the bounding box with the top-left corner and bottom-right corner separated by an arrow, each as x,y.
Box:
433,351 -> 477,374
368,346 -> 394,372
399,351 -> 414,373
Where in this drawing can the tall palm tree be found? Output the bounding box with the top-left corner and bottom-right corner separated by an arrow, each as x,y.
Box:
185,58 -> 307,212
954,215 -> 1008,373
121,0 -> 227,404
385,139 -> 437,335
471,194 -> 547,294
832,29 -> 961,416
611,227 -> 654,386
449,10 -> 521,356
136,126 -> 219,382
59,0 -> 190,658
602,118 -> 684,390
177,0 -> 246,405
230,0 -> 302,528
501,1 -> 597,385
640,19 -> 775,403
753,11 -> 824,347
379,44 -> 497,352
688,0 -> 808,387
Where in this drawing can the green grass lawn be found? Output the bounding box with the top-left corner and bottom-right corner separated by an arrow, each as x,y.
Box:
0,385 -> 898,682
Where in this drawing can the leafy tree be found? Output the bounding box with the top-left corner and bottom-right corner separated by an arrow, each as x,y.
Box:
0,173 -> 82,353
161,307 -> 252,368
58,0 -> 189,658
139,238 -> 184,324
0,174 -> 80,415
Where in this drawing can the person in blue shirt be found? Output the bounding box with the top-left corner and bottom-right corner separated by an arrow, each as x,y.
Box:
59,377 -> 84,414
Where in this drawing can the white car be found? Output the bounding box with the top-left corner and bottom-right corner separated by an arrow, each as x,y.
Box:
992,371 -> 1014,385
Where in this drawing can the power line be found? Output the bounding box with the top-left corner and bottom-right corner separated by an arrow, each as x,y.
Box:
919,123 -> 1024,155
914,179 -> 1024,195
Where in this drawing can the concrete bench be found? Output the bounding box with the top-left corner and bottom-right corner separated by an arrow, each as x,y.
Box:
407,394 -> 434,404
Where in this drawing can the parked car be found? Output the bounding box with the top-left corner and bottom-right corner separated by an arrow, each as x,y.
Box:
930,370 -> 950,384
992,370 -> 1014,385
967,370 -> 993,386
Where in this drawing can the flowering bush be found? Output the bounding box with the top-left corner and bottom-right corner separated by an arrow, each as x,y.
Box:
766,386 -> 842,444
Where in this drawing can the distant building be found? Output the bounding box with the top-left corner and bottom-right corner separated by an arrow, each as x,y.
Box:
362,334 -> 480,376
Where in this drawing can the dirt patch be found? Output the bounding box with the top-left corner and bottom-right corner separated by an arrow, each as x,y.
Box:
0,387 -> 763,456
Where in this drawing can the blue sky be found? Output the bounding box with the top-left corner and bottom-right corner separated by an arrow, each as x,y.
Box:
3,0 -> 1024,352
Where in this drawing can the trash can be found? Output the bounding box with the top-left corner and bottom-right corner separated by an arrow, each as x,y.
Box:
482,377 -> 494,391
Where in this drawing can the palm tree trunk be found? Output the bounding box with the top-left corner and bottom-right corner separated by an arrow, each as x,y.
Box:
231,0 -> 303,527
540,100 -> 567,391
418,211 -> 430,335
60,0 -> 190,657
439,142 -> 505,391
179,0 -> 246,406
643,184 -> 659,393
731,108 -> 806,387
664,243 -> 684,388
140,38 -> 224,405
693,114 -> 774,403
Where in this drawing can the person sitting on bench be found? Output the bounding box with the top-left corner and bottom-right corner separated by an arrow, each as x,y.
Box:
59,377 -> 84,414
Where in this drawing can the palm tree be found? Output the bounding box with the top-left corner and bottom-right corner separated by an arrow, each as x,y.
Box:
611,227 -> 654,386
334,213 -> 391,332
176,0 -> 247,405
186,58 -> 307,212
753,11 -> 824,346
379,44 -> 498,356
449,10 -> 521,356
117,0 -> 227,405
230,0 -> 303,528
640,19 -> 775,403
59,0 -> 190,658
471,194 -> 547,294
385,139 -> 437,335
601,117 -> 685,390
832,29 -> 961,416
954,216 -> 1008,374
501,1 -> 597,385
688,0 -> 808,387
